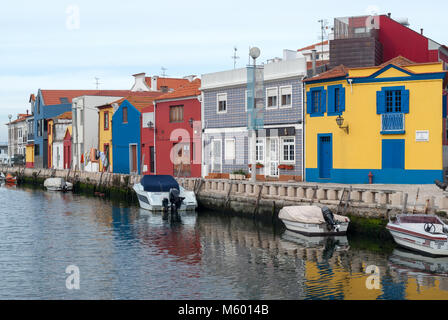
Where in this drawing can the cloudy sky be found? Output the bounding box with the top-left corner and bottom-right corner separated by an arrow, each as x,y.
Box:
1,0 -> 447,142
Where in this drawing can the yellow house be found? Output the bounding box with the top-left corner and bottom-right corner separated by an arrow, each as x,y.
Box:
304,56 -> 448,184
97,101 -> 116,172
25,144 -> 34,168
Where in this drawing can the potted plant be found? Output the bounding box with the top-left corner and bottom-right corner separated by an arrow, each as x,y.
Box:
248,163 -> 264,169
230,169 -> 247,180
278,164 -> 294,170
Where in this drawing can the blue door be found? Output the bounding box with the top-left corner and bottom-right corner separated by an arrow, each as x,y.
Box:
318,134 -> 332,179
382,139 -> 404,169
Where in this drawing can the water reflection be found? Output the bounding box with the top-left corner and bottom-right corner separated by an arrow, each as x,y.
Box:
1,184 -> 448,299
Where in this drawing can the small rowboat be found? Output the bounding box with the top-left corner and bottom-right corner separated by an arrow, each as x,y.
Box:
5,173 -> 16,184
386,214 -> 448,256
278,206 -> 350,236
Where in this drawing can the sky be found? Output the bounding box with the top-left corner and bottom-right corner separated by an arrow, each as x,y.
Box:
1,0 -> 447,142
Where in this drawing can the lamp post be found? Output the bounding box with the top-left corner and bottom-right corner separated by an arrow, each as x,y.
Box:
8,114 -> 12,166
249,47 -> 260,182
336,115 -> 349,134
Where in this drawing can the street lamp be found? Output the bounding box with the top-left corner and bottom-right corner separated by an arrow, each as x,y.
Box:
249,47 -> 260,182
8,114 -> 12,166
336,115 -> 349,134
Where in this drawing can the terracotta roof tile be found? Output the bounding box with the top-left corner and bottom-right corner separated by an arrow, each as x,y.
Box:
119,91 -> 165,112
379,56 -> 416,68
7,113 -> 32,125
303,65 -> 349,82
298,40 -> 329,52
144,77 -> 192,91
40,90 -> 132,105
155,79 -> 201,101
55,111 -> 72,120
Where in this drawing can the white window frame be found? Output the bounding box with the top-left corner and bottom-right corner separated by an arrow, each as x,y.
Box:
211,138 -> 222,172
224,138 -> 236,161
279,85 -> 292,109
266,87 -> 279,110
216,93 -> 228,114
280,137 -> 295,164
255,138 -> 265,162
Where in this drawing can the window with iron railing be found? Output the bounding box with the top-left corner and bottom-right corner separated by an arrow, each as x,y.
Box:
377,86 -> 409,134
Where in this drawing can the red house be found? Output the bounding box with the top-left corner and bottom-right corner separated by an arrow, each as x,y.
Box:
141,78 -> 201,177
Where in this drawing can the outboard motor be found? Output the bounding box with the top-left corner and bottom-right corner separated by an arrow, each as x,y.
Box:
162,198 -> 169,220
169,188 -> 185,222
322,206 -> 340,232
435,179 -> 448,191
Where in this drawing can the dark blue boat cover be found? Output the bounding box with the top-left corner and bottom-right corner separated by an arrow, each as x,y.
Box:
140,175 -> 179,192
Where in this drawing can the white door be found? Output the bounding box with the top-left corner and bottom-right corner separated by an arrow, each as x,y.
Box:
211,140 -> 222,173
268,137 -> 279,177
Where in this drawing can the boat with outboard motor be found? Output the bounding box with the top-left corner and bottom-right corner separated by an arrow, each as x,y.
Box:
133,175 -> 197,212
43,177 -> 73,192
278,205 -> 350,236
386,214 -> 448,256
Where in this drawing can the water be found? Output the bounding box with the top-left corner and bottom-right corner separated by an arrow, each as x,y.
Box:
1,184 -> 448,300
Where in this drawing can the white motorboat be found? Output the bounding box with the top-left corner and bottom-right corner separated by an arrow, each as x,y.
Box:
278,206 -> 350,236
43,177 -> 73,191
133,175 -> 197,212
386,214 -> 448,256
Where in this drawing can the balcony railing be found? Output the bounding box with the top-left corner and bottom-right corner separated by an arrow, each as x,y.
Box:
381,113 -> 405,134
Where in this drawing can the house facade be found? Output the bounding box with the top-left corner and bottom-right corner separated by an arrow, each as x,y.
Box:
112,94 -> 161,174
201,50 -> 307,181
7,112 -> 31,164
48,112 -> 72,170
97,101 -> 117,172
304,57 -> 448,184
151,78 -> 202,177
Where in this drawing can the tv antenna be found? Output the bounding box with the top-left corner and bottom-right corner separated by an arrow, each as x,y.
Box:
94,77 -> 101,90
231,46 -> 240,69
161,67 -> 168,77
317,19 -> 330,62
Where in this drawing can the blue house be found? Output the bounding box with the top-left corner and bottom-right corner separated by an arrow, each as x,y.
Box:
112,96 -> 158,174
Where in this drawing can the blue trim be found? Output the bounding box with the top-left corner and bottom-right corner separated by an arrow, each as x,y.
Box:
369,64 -> 414,78
443,95 -> 447,119
351,72 -> 446,84
327,84 -> 345,116
306,168 -> 443,184
380,130 -> 405,135
308,87 -> 326,117
304,76 -> 347,85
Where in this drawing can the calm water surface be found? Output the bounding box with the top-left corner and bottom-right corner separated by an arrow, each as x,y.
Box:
1,184 -> 448,300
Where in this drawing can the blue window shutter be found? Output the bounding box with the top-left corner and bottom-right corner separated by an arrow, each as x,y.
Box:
306,91 -> 312,114
377,90 -> 385,114
402,89 -> 410,114
320,90 -> 327,113
328,86 -> 335,114
340,87 -> 346,112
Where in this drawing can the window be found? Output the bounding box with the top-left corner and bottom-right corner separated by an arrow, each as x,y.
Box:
266,87 -> 278,109
34,144 -> 40,156
225,139 -> 235,160
59,97 -> 69,103
160,86 -> 169,93
256,139 -> 264,161
307,87 -> 326,117
169,105 -> 184,122
217,93 -> 227,113
328,85 -> 345,116
280,86 -> 292,108
386,90 -> 402,113
104,111 -> 109,130
377,86 -> 409,115
281,138 -> 295,162
122,107 -> 128,123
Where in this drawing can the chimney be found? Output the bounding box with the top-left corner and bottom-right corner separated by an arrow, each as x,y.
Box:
311,49 -> 317,76
421,28 -> 424,35
387,13 -> 391,18
26,109 -> 29,115
151,76 -> 158,91
131,72 -> 150,92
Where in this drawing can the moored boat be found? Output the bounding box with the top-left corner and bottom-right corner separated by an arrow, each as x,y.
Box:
278,205 -> 350,236
5,173 -> 16,184
133,175 -> 197,212
43,177 -> 73,191
386,214 -> 448,256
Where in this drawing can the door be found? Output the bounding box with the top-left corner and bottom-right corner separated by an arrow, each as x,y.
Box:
318,134 -> 332,179
130,144 -> 137,174
267,137 -> 279,177
149,146 -> 155,173
173,143 -> 191,177
211,140 -> 221,173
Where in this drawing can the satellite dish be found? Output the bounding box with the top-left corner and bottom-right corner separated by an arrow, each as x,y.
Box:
249,47 -> 261,60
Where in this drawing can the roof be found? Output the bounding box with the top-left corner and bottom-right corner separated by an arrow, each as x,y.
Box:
7,113 -> 32,125
378,56 -> 415,68
144,77 -> 192,91
119,92 -> 164,112
303,65 -> 349,82
55,111 -> 72,120
298,40 -> 329,52
40,90 -> 132,105
155,79 -> 201,101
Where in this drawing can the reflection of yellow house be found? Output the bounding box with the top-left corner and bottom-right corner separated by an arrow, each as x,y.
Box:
97,102 -> 115,172
405,278 -> 448,300
47,119 -> 54,168
304,56 -> 448,184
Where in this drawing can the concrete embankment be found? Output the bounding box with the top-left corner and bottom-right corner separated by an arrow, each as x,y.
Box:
3,166 -> 447,238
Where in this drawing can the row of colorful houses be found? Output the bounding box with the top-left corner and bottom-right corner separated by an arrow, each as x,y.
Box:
7,14 -> 448,184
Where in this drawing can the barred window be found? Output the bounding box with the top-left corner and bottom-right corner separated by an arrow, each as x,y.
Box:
169,105 -> 184,122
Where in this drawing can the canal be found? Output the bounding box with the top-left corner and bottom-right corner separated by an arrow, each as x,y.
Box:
1,184 -> 448,300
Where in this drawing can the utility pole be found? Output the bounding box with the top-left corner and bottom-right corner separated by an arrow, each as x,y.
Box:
8,114 -> 12,166
231,47 -> 240,69
248,47 -> 260,182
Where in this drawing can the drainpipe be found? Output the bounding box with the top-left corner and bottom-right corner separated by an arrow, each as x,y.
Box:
302,80 -> 306,182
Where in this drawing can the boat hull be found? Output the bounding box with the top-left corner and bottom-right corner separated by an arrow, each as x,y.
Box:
133,184 -> 197,212
387,225 -> 448,257
281,219 -> 349,236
